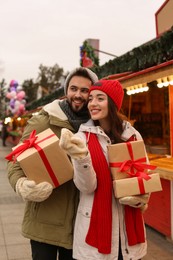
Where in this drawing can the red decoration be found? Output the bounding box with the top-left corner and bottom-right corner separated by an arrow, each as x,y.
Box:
82,52 -> 94,68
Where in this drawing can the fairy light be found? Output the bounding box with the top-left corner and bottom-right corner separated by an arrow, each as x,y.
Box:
162,77 -> 169,87
168,75 -> 173,86
126,75 -> 173,94
157,75 -> 173,88
126,84 -> 149,95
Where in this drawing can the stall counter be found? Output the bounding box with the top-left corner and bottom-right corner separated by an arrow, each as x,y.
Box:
144,157 -> 173,240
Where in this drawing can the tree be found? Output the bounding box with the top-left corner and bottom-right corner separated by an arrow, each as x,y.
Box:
36,64 -> 64,96
0,79 -> 7,118
21,63 -> 64,105
22,79 -> 38,104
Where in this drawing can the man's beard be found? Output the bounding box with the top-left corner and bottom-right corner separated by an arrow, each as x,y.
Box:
68,97 -> 88,113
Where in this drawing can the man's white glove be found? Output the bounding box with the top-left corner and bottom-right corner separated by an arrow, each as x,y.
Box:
59,128 -> 88,160
16,177 -> 53,202
119,194 -> 149,212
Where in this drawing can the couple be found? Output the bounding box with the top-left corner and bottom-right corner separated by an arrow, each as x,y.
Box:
7,67 -> 148,260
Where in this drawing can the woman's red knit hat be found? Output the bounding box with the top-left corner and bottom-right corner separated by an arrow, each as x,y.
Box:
89,79 -> 124,111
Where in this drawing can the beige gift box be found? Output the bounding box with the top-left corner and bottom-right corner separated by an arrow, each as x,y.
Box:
12,128 -> 73,188
108,140 -> 149,180
113,173 -> 162,198
108,140 -> 162,198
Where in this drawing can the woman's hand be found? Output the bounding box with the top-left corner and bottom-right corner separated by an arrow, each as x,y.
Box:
59,128 -> 88,160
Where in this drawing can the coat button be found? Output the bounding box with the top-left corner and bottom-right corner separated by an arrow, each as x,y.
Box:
84,164 -> 88,168
85,212 -> 89,216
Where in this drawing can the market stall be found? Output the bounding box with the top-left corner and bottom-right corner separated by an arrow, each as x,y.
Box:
6,116 -> 28,145
107,60 -> 173,240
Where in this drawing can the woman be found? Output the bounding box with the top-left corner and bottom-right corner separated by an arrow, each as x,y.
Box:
59,80 -> 149,260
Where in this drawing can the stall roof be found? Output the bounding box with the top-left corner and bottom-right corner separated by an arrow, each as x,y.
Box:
103,59 -> 173,88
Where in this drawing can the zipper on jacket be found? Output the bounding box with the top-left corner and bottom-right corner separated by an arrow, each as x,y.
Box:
115,198 -> 129,257
119,202 -> 129,255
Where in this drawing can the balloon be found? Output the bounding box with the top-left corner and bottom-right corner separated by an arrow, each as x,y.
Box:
10,80 -> 18,87
21,99 -> 26,105
10,99 -> 15,109
16,91 -> 25,100
6,92 -> 11,99
19,103 -> 25,112
14,100 -> 20,111
10,86 -> 16,92
10,90 -> 17,98
16,86 -> 23,92
6,80 -> 26,116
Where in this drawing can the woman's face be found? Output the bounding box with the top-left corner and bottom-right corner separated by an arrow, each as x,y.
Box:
88,90 -> 109,121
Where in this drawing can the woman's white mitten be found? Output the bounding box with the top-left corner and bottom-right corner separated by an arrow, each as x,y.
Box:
119,194 -> 149,209
16,177 -> 53,202
59,128 -> 88,159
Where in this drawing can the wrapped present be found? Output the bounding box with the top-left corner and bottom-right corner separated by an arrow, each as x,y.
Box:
108,140 -> 162,197
108,140 -> 156,180
5,128 -> 73,188
113,173 -> 162,198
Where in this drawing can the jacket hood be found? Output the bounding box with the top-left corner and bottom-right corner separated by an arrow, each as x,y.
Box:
78,119 -> 142,141
43,99 -> 68,120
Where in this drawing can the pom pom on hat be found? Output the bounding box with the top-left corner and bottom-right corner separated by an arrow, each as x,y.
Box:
89,79 -> 124,111
64,67 -> 98,95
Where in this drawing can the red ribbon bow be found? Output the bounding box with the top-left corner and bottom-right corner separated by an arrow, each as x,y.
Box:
109,142 -> 157,194
109,142 -> 156,180
5,130 -> 38,162
5,129 -> 60,187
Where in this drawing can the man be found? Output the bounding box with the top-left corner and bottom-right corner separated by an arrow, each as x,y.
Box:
7,67 -> 98,260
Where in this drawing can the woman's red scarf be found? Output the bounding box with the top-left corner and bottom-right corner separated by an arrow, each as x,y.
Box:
85,133 -> 145,254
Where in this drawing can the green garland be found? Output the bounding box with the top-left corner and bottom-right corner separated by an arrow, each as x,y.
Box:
27,26 -> 173,111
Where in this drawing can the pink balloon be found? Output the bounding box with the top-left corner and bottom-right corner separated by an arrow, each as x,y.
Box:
17,91 -> 25,101
19,104 -> 25,111
6,92 -> 11,99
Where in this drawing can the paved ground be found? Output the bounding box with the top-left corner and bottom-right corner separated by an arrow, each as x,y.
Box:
0,141 -> 173,260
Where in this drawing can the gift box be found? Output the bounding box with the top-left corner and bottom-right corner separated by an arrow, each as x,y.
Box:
113,173 -> 162,198
108,140 -> 152,180
6,128 -> 73,188
108,140 -> 162,198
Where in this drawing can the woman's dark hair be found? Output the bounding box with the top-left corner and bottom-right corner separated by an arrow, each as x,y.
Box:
107,97 -> 125,143
94,96 -> 125,143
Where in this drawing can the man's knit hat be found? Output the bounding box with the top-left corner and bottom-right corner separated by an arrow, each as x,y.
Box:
64,67 -> 98,95
89,79 -> 124,111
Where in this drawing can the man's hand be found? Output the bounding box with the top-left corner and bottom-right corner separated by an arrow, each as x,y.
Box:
59,128 -> 88,159
16,177 -> 53,202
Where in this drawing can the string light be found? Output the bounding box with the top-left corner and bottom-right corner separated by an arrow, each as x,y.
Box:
4,117 -> 12,124
126,75 -> 173,95
163,77 -> 169,87
126,84 -> 149,95
157,75 -> 173,88
168,75 -> 173,86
